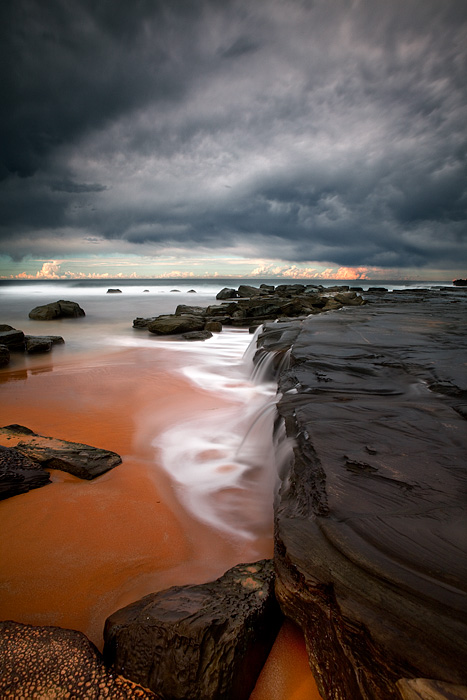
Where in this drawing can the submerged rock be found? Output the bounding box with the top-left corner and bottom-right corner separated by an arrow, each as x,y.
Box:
104,559 -> 282,700
0,445 -> 51,500
0,424 -> 122,482
181,330 -> 213,341
107,288 -> 122,293
0,620 -> 159,699
28,299 -> 85,320
270,289 -> 467,699
24,335 -> 64,354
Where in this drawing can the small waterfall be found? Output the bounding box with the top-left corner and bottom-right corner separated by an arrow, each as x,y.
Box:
152,328 -> 294,541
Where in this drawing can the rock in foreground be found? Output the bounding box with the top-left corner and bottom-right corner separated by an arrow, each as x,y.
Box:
0,445 -> 51,500
0,620 -> 159,699
104,559 -> 282,700
29,299 -> 85,320
0,424 -> 122,482
269,289 -> 467,699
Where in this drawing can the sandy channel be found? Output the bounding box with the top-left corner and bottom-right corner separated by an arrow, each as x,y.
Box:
0,344 -> 321,699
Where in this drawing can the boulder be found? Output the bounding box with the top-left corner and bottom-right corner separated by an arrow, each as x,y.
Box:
271,291 -> 467,699
181,330 -> 213,341
104,560 -> 282,700
0,445 -> 51,500
0,344 -> 10,367
0,425 -> 122,480
0,621 -> 159,699
205,321 -> 223,333
334,291 -> 366,305
0,328 -> 25,351
107,288 -> 122,293
28,300 -> 85,320
237,284 -> 261,297
205,302 -> 239,316
188,289 -> 197,293
0,324 -> 16,331
24,335 -> 64,354
147,314 -> 205,335
216,287 -> 238,300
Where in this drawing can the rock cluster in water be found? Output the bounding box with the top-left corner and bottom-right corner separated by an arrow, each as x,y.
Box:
0,424 -> 122,500
0,324 -> 64,367
133,283 -> 365,339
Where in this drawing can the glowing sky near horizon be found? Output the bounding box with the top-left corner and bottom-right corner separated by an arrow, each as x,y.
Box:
1,0 -> 466,280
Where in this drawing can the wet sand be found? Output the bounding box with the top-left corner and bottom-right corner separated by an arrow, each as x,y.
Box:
0,343 -> 320,697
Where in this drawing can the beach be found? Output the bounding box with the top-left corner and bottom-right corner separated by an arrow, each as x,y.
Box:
0,279 -> 328,699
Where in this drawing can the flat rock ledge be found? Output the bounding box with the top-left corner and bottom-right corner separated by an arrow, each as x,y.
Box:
104,559 -> 282,700
0,424 -> 122,499
133,283 -> 365,338
0,620 -> 159,699
259,287 -> 467,700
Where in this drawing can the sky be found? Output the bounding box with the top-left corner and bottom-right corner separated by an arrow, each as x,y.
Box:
1,0 -> 466,281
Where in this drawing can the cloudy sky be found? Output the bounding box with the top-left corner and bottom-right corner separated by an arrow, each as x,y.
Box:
1,0 -> 466,280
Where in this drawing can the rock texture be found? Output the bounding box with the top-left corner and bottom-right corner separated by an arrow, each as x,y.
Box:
266,288 -> 467,700
134,283 -> 365,336
104,559 -> 282,700
396,678 -> 467,700
0,620 -> 159,699
0,424 -> 122,482
28,299 -> 85,320
0,445 -> 51,500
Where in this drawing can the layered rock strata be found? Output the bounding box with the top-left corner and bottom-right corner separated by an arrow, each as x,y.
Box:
259,288 -> 467,700
104,560 -> 282,700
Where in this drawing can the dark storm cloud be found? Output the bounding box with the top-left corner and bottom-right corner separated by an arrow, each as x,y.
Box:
1,0 -> 466,271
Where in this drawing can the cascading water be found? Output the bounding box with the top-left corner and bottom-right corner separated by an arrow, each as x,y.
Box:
152,328 -> 293,541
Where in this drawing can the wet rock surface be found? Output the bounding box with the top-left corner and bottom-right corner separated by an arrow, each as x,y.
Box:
0,325 -> 64,364
134,283 -> 365,337
0,620 -> 159,699
104,559 -> 282,700
0,445 -> 51,500
266,288 -> 467,700
0,424 -> 122,485
28,299 -> 85,320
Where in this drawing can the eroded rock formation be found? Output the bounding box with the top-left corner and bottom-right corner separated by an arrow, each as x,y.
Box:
261,288 -> 467,700
104,560 -> 282,700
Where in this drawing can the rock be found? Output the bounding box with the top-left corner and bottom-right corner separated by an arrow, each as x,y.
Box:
104,560 -> 282,700
0,328 -> 25,351
272,290 -> 467,699
334,291 -> 366,305
275,284 -> 306,296
0,344 -> 10,367
205,321 -> 223,333
0,445 -> 51,500
396,678 -> 467,700
0,425 -> 122,480
216,287 -> 238,300
24,335 -> 65,354
133,317 -> 156,328
147,314 -> 205,335
143,289 -> 150,292
107,288 -> 122,293
259,284 -> 275,293
188,289 -> 197,293
170,289 -> 181,292
175,304 -> 206,316
0,620 -> 159,699
28,300 -> 85,320
237,284 -> 261,297
205,302 -> 240,316
181,330 -> 213,341
0,324 -> 16,331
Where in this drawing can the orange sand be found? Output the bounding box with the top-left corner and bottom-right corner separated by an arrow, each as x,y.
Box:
0,345 -> 321,698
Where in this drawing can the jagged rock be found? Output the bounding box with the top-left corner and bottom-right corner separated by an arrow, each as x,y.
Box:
147,314 -> 205,335
396,678 -> 467,700
205,302 -> 240,316
0,425 -> 122,480
24,335 -> 65,354
0,328 -> 25,351
259,284 -> 275,293
0,621 -> 159,699
271,290 -> 467,700
175,304 -> 206,316
334,291 -> 366,305
107,288 -> 122,293
205,321 -> 223,333
275,283 -> 306,296
0,445 -> 51,500
216,287 -> 238,299
133,317 -> 156,328
181,330 -> 213,341
0,343 -> 10,367
104,560 -> 282,700
28,300 -> 85,320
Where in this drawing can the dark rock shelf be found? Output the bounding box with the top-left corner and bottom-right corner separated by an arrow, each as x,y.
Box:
263,288 -> 467,700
